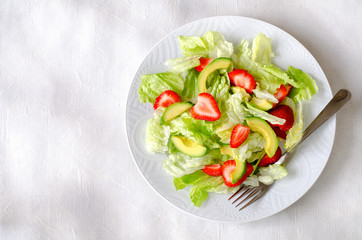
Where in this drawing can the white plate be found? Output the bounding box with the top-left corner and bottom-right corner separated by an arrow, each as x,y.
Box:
125,16 -> 335,222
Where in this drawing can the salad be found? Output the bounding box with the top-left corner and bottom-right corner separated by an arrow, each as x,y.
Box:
137,31 -> 318,207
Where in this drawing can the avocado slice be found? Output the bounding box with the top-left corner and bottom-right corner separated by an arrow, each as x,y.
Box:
198,58 -> 232,93
250,97 -> 273,111
230,159 -> 247,184
160,102 -> 193,125
230,86 -> 251,100
246,117 -> 279,157
171,135 -> 207,157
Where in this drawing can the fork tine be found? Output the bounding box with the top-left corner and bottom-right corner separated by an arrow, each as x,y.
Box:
234,187 -> 259,207
231,186 -> 252,204
238,187 -> 268,211
228,185 -> 247,200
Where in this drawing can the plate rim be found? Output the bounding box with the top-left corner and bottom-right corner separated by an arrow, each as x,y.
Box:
125,15 -> 336,222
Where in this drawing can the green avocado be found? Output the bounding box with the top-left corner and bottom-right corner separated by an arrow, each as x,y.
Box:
250,97 -> 273,111
246,117 -> 279,157
230,159 -> 247,184
171,135 -> 207,157
198,58 -> 232,93
230,86 -> 251,100
160,102 -> 193,125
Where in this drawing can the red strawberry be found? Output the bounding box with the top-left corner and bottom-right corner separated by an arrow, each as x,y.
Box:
190,93 -> 221,121
269,105 -> 294,131
195,58 -> 213,72
273,84 -> 293,107
222,160 -> 254,187
258,147 -> 282,167
228,69 -> 256,94
154,90 -> 181,110
202,164 -> 222,176
230,124 -> 250,148
271,126 -> 287,140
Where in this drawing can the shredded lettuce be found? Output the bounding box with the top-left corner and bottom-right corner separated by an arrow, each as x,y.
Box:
138,72 -> 184,104
258,164 -> 288,185
287,66 -> 318,102
145,112 -> 171,153
284,102 -> 303,150
232,133 -> 265,162
245,102 -> 286,125
178,36 -> 208,57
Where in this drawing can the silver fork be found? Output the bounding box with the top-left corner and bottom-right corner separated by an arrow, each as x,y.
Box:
229,89 -> 351,211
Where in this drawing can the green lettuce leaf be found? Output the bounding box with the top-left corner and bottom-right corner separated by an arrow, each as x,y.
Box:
163,151 -> 219,178
190,175 -> 237,207
178,36 -> 208,57
182,69 -> 199,100
166,112 -> 219,149
145,112 -> 171,153
207,74 -> 231,112
138,72 -> 184,104
165,55 -> 201,73
253,84 -> 278,103
201,31 -> 234,58
252,33 -> 274,66
173,170 -> 207,190
262,65 -> 302,88
225,92 -> 248,124
284,102 -> 303,150
178,31 -> 233,58
243,175 -> 259,187
258,164 -> 288,185
233,38 -> 282,93
287,66 -> 318,102
280,96 -> 296,113
232,133 -> 265,162
215,121 -> 235,143
245,102 -> 286,125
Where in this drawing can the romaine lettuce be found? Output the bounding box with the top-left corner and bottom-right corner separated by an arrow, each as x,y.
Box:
284,102 -> 303,150
178,31 -> 233,58
258,164 -> 288,185
138,72 -> 184,104
145,112 -> 171,153
165,55 -> 201,73
287,66 -> 318,102
252,33 -> 274,66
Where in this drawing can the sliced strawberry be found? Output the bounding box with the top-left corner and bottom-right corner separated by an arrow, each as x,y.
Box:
258,147 -> 282,167
202,164 -> 222,176
222,160 -> 254,187
194,58 -> 213,72
269,105 -> 294,131
228,69 -> 256,94
230,124 -> 250,148
271,126 -> 287,140
153,90 -> 181,110
190,93 -> 221,121
273,84 -> 293,107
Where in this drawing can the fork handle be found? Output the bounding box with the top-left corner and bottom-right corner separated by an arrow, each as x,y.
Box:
287,89 -> 351,153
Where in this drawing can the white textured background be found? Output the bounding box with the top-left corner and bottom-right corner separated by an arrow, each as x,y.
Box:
0,0 -> 361,239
